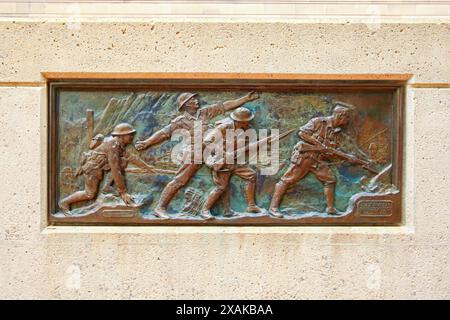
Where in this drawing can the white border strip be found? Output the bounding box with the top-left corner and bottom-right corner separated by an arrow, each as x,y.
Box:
1,2 -> 449,23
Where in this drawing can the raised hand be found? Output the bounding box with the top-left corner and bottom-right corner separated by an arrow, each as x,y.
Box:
134,140 -> 149,151
245,91 -> 260,102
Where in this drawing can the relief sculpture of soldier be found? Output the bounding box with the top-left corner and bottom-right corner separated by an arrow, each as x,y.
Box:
201,107 -> 264,219
269,102 -> 375,217
58,123 -> 137,214
135,91 -> 260,219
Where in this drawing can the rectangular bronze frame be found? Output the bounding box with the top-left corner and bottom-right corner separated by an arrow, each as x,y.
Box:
46,73 -> 408,226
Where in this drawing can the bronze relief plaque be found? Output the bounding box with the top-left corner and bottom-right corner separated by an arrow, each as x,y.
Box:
47,74 -> 405,226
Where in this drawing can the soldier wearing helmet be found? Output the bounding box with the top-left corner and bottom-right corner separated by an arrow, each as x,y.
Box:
200,107 -> 263,219
58,123 -> 136,214
134,91 -> 259,219
269,102 -> 355,217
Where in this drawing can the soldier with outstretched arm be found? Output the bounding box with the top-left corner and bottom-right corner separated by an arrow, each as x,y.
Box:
269,102 -> 361,217
59,123 -> 137,214
135,91 -> 260,219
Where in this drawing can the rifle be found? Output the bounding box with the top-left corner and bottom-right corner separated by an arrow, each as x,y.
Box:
299,142 -> 379,175
125,167 -> 177,175
205,129 -> 295,171
125,153 -> 178,175
325,147 -> 379,175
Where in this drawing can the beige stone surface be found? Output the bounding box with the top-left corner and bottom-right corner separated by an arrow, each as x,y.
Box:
0,20 -> 450,299
0,22 -> 449,83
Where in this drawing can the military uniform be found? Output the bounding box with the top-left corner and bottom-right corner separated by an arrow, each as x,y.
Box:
204,117 -> 257,191
59,123 -> 136,213
269,114 -> 347,216
143,101 -> 231,218
162,103 -> 226,138
201,111 -> 261,217
280,116 -> 342,186
158,103 -> 226,186
74,137 -> 127,199
102,150 -> 140,192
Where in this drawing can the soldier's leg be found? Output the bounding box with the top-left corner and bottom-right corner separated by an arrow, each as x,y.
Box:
221,188 -> 237,217
312,164 -> 337,214
154,163 -> 202,218
102,172 -> 115,193
201,170 -> 231,219
58,172 -> 101,213
233,166 -> 262,213
269,159 -> 312,217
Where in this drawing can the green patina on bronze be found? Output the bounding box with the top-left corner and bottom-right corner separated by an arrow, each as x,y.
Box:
55,87 -> 396,222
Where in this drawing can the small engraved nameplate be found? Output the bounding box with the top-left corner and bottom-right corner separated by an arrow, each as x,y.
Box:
100,208 -> 138,218
357,200 -> 393,217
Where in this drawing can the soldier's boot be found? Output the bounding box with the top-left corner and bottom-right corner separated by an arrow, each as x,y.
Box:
246,181 -> 263,214
268,181 -> 288,218
200,188 -> 225,220
199,210 -> 214,220
58,199 -> 70,215
153,182 -> 180,219
223,210 -> 238,218
222,189 -> 237,217
153,207 -> 170,219
324,184 -> 339,215
58,191 -> 95,215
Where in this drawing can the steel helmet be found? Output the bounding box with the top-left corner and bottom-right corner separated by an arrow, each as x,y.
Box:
177,92 -> 198,110
230,107 -> 255,122
111,123 -> 136,136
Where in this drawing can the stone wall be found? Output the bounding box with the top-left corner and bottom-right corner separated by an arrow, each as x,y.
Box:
0,21 -> 449,299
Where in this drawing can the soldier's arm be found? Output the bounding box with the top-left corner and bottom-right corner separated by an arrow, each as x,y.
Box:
107,149 -> 133,205
202,92 -> 260,120
135,125 -> 171,151
222,91 -> 259,111
298,118 -> 323,146
108,153 -> 126,193
127,153 -> 156,174
203,126 -> 223,146
299,130 -> 322,146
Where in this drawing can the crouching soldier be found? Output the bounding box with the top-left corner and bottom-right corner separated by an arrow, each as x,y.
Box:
58,123 -> 136,214
201,107 -> 263,219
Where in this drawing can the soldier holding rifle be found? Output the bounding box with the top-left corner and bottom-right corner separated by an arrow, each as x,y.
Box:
269,102 -> 376,217
201,107 -> 293,219
200,107 -> 263,219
